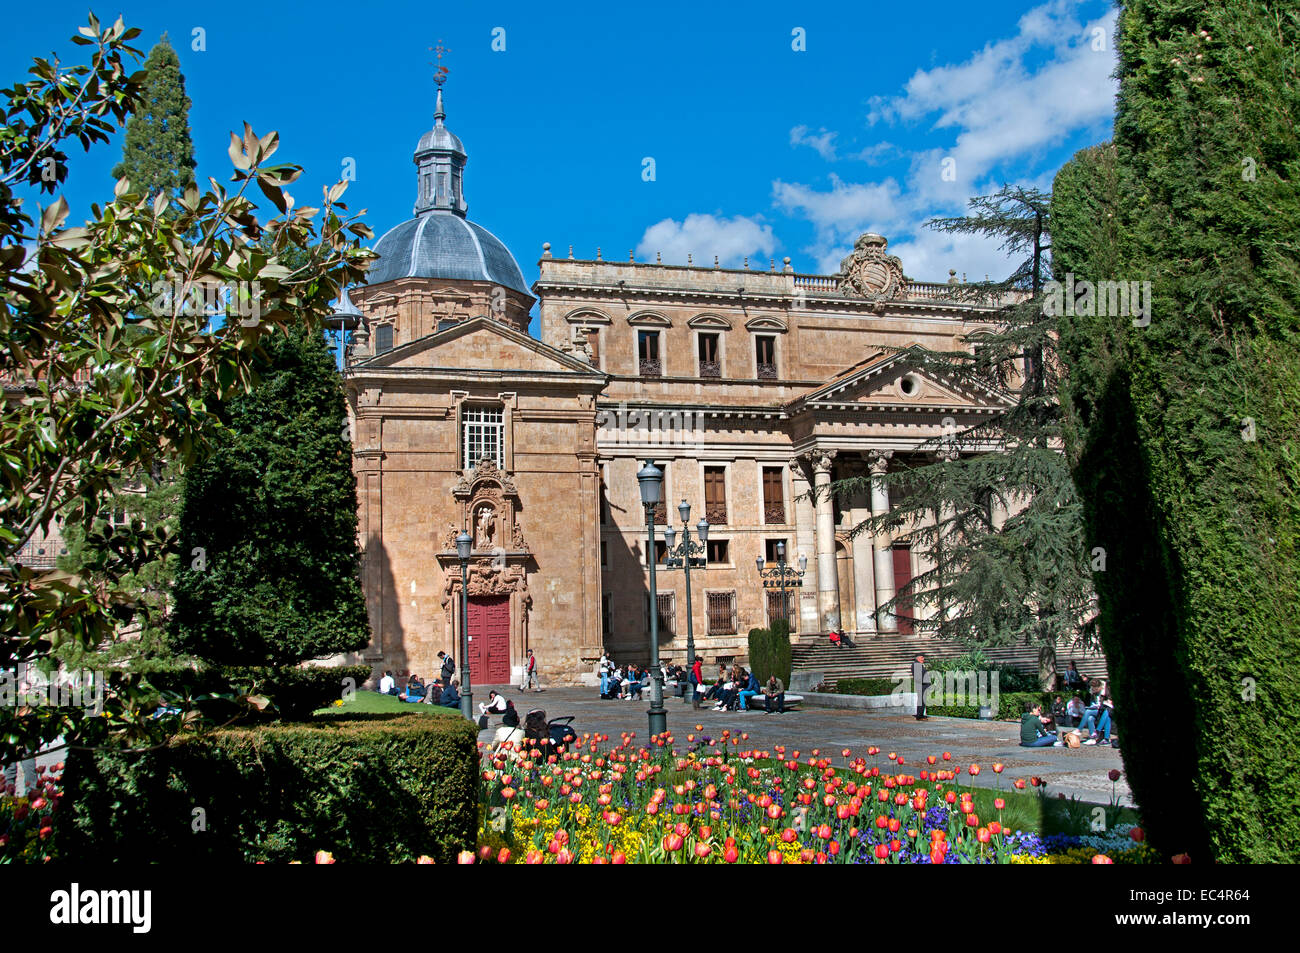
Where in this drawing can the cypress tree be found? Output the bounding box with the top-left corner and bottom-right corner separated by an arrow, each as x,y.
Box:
110,35 -> 196,199
1054,0 -> 1300,862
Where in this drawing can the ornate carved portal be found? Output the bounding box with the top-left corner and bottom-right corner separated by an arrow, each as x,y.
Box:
438,457 -> 533,681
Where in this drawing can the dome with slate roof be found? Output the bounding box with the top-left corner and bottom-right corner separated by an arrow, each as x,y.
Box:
365,86 -> 530,296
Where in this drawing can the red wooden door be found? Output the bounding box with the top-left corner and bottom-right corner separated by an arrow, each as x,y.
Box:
892,546 -> 914,635
467,595 -> 511,683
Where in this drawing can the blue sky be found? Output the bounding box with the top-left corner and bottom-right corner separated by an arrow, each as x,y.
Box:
6,0 -> 1117,310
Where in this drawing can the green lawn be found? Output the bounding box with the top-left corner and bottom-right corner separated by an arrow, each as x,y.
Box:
314,690 -> 465,718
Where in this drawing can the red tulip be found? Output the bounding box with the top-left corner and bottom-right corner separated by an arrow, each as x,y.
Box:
1172,853 -> 1191,865
992,763 -> 1004,774
612,851 -> 627,864
1108,769 -> 1122,782
988,821 -> 1002,836
976,827 -> 991,844
1129,827 -> 1145,843
873,844 -> 890,860
767,850 -> 783,864
525,850 -> 544,864
942,752 -> 951,761
694,843 -> 712,858
1091,854 -> 1113,864
724,845 -> 739,863
456,850 -> 475,864
994,798 -> 1005,810
497,848 -> 511,864
780,828 -> 797,843
1014,779 -> 1026,790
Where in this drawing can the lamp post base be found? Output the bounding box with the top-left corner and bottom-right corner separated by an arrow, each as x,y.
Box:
647,705 -> 667,737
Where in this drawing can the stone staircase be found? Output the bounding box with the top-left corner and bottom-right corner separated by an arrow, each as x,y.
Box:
791,634 -> 1109,691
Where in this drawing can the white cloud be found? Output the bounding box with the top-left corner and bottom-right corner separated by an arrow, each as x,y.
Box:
790,125 -> 839,161
771,0 -> 1116,277
636,213 -> 776,267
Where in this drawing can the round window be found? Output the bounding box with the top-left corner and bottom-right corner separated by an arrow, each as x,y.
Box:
899,374 -> 920,397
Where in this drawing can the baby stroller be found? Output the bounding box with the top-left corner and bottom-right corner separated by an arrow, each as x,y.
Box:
522,709 -> 578,754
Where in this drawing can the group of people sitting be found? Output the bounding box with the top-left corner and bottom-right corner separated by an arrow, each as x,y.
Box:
378,669 -> 461,709
598,656 -> 654,700
688,660 -> 786,713
1020,666 -> 1117,748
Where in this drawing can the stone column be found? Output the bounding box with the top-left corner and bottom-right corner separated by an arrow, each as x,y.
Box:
788,458 -> 818,633
847,458 -> 877,634
867,449 -> 897,633
806,449 -> 839,632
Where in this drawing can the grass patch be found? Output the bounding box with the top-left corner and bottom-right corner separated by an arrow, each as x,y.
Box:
314,690 -> 463,718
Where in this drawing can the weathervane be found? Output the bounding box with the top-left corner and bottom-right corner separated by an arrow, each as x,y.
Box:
429,41 -> 450,88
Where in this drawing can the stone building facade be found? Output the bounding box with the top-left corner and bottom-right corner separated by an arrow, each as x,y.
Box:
343,90 -> 1016,685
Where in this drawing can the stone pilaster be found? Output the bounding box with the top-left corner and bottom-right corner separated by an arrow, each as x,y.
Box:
789,458 -> 818,633
867,449 -> 897,633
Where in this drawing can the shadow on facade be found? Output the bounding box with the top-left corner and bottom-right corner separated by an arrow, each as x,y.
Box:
603,524 -> 682,668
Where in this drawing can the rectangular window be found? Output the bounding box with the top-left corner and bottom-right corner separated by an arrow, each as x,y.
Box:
755,335 -> 777,379
462,406 -> 504,470
586,328 -> 601,365
762,466 -> 785,524
698,333 -> 720,378
600,471 -> 609,525
652,460 -> 668,525
601,540 -> 608,568
707,539 -> 729,565
704,466 -> 727,524
638,330 -> 661,377
654,539 -> 668,564
647,592 -> 675,636
707,591 -> 737,635
602,594 -> 612,641
766,590 -> 795,631
764,539 -> 788,564
374,324 -> 395,353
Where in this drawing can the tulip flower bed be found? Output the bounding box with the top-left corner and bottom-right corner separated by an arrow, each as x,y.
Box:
474,729 -> 1156,864
0,763 -> 63,864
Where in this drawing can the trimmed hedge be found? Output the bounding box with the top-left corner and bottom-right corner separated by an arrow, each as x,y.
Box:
747,623 -> 791,686
928,691 -> 1055,722
833,678 -> 900,697
60,711 -> 477,863
147,664 -> 373,721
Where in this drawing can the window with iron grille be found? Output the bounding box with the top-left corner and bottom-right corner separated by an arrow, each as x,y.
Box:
647,592 -> 675,636
704,466 -> 727,524
766,590 -> 795,631
698,333 -> 720,378
638,330 -> 661,377
707,591 -> 737,635
755,335 -> 777,379
651,460 -> 668,524
762,466 -> 785,523
462,406 -> 504,470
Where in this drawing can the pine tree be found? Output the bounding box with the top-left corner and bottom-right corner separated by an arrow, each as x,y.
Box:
169,323 -> 369,667
830,187 -> 1097,688
54,35 -> 200,673
110,35 -> 196,200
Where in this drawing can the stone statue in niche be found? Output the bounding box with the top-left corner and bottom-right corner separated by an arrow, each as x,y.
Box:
475,505 -> 495,549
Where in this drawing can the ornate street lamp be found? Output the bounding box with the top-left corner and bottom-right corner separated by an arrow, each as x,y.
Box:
662,500 -> 709,703
756,540 -> 807,631
637,460 -> 668,737
456,530 -> 474,720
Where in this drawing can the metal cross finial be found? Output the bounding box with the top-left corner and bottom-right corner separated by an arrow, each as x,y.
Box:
429,41 -> 451,87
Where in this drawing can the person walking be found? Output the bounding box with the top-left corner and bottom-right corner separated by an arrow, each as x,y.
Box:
912,655 -> 930,720
522,648 -> 541,692
690,656 -> 704,710
438,651 -> 455,685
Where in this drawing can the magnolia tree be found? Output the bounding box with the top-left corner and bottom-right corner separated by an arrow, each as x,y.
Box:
0,15 -> 373,764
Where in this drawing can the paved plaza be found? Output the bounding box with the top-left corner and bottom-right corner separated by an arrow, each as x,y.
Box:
475,684 -> 1131,806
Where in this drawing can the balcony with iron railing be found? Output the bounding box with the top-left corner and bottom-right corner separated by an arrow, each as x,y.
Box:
698,360 -> 721,379
639,358 -> 662,378
756,362 -> 778,380
764,501 -> 785,525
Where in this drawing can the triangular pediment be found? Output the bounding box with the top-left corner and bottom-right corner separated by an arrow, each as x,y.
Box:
354,316 -> 606,376
791,347 -> 1013,412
